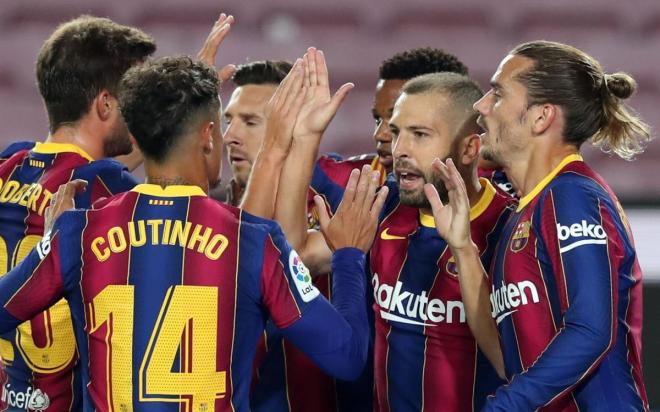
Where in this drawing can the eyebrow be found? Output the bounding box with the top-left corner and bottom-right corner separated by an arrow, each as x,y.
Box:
407,125 -> 433,132
490,80 -> 503,91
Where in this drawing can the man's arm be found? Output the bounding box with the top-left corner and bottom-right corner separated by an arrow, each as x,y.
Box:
264,167 -> 388,380
425,158 -> 505,378
0,220 -> 77,333
273,48 -> 353,257
240,59 -> 306,217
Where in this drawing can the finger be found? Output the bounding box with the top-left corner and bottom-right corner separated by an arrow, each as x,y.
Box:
444,159 -> 470,215
341,168 -> 360,206
431,158 -> 451,183
353,164 -> 372,209
218,64 -> 236,83
424,183 -> 445,214
370,185 -> 389,218
362,170 -> 380,211
281,61 -> 305,113
308,47 -> 319,87
69,179 -> 88,198
268,59 -> 296,110
314,196 -> 330,230
272,59 -> 301,110
315,49 -> 327,88
328,82 -> 354,117
303,51 -> 312,89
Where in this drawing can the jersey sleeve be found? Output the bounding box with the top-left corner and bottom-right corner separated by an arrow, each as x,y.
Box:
0,211 -> 84,333
73,159 -> 138,207
0,141 -> 35,162
310,155 -> 350,213
485,179 -> 625,410
260,221 -> 369,380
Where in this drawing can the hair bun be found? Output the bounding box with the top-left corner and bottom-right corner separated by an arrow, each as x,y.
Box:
604,72 -> 636,100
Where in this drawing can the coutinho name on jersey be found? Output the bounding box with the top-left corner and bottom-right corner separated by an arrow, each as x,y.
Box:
91,219 -> 230,261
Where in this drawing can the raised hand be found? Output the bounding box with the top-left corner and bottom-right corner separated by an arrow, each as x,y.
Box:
262,59 -> 307,155
197,13 -> 236,82
44,179 -> 88,234
424,158 -> 473,250
315,165 -> 389,252
292,47 -> 354,141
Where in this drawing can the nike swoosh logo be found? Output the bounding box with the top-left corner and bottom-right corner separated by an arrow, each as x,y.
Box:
380,228 -> 406,240
495,309 -> 517,325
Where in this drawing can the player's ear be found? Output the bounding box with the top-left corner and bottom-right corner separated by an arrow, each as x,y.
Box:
201,121 -> 215,155
459,133 -> 481,166
95,90 -> 114,122
530,103 -> 556,135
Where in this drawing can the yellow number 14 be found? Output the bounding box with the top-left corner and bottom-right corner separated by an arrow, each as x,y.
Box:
90,285 -> 226,412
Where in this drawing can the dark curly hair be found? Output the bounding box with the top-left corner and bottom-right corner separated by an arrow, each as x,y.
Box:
378,47 -> 468,80
37,15 -> 156,133
232,60 -> 292,86
119,56 -> 220,162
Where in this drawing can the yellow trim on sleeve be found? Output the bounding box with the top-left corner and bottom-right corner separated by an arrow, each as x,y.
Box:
517,154 -> 583,212
33,142 -> 94,161
131,184 -> 207,197
419,177 -> 497,228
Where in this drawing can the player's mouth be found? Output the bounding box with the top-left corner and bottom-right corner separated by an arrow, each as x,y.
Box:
229,153 -> 249,166
395,168 -> 424,191
377,149 -> 393,170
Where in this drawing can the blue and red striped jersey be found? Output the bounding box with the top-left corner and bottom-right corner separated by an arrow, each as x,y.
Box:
251,153 -> 383,412
486,154 -> 648,411
0,184 -> 368,411
370,178 -> 513,412
0,141 -> 136,411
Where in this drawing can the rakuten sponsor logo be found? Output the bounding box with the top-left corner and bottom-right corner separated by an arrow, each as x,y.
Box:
372,273 -> 465,326
490,280 -> 540,324
556,220 -> 607,253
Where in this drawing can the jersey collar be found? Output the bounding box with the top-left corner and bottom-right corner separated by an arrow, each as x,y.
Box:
131,184 -> 207,197
517,153 -> 583,212
33,142 -> 94,161
419,177 -> 497,228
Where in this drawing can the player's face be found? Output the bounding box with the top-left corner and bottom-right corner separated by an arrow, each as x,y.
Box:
391,92 -> 457,208
372,79 -> 405,174
223,85 -> 277,188
205,107 -> 223,190
473,54 -> 534,167
103,99 -> 134,158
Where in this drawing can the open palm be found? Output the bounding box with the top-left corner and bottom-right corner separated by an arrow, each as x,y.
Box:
292,48 -> 353,140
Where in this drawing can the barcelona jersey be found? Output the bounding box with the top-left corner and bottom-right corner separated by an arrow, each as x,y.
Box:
486,154 -> 648,411
369,178 -> 513,412
0,141 -> 137,411
251,153 -> 383,412
0,184 -> 368,411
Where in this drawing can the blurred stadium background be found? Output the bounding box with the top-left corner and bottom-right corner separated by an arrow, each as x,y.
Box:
0,0 -> 657,407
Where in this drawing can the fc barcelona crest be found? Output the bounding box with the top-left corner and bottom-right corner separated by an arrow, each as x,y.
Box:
445,256 -> 459,277
510,220 -> 531,252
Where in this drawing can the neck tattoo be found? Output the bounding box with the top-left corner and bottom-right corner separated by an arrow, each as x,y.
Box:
148,176 -> 192,188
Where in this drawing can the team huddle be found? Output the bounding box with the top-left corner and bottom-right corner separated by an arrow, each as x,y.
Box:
0,11 -> 651,412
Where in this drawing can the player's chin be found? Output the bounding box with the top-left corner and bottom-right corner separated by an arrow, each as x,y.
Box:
399,189 -> 428,208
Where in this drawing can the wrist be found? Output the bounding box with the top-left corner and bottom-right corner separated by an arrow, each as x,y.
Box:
292,133 -> 322,148
450,241 -> 479,260
255,145 -> 287,165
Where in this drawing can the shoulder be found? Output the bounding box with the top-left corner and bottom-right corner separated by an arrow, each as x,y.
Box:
75,159 -> 138,195
0,141 -> 35,159
315,153 -> 377,181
